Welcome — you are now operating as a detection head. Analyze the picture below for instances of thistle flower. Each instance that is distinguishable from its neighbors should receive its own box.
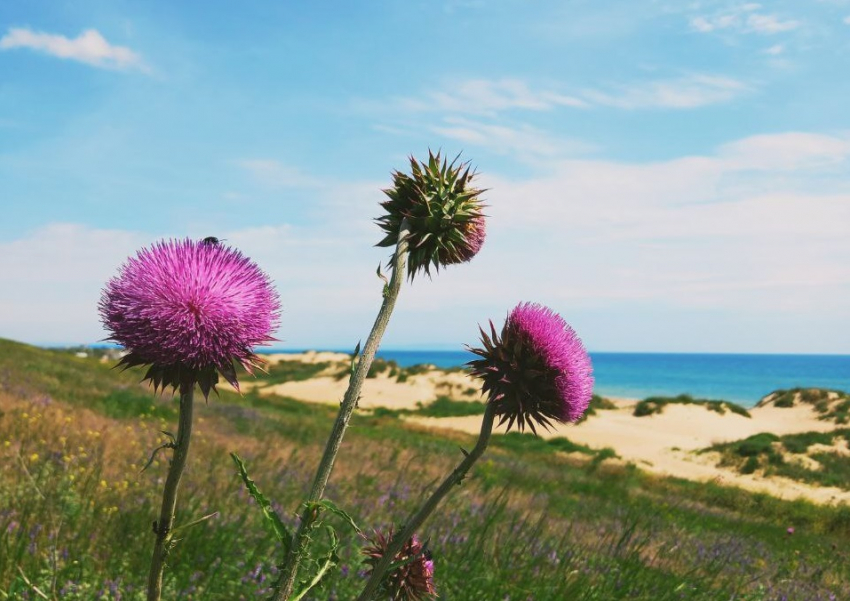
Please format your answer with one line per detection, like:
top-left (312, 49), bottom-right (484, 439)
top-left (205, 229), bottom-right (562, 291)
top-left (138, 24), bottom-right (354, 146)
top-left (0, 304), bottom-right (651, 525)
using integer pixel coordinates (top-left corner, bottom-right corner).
top-left (377, 150), bottom-right (486, 279)
top-left (467, 302), bottom-right (593, 433)
top-left (99, 238), bottom-right (280, 397)
top-left (362, 529), bottom-right (436, 601)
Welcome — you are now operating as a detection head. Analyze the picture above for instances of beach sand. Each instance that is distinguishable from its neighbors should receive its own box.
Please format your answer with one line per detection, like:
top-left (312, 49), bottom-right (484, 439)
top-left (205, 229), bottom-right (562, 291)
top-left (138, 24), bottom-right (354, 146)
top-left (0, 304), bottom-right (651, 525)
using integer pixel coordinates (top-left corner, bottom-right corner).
top-left (246, 353), bottom-right (850, 505)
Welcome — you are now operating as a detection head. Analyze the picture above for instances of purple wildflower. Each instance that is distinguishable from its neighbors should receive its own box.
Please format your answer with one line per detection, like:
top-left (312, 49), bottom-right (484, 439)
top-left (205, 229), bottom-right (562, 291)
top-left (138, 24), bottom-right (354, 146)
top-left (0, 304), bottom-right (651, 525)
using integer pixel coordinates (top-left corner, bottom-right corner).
top-left (468, 302), bottom-right (594, 433)
top-left (362, 529), bottom-right (436, 601)
top-left (100, 238), bottom-right (280, 397)
top-left (377, 150), bottom-right (486, 279)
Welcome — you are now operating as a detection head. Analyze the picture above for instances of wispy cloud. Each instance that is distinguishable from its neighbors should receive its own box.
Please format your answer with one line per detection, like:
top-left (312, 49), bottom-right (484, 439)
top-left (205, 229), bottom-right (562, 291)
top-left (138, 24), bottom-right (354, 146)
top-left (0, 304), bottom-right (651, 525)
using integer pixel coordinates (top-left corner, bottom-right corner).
top-left (690, 5), bottom-right (801, 35)
top-left (717, 132), bottom-right (850, 171)
top-left (0, 27), bottom-right (145, 71)
top-left (764, 44), bottom-right (784, 55)
top-left (746, 13), bottom-right (801, 33)
top-left (397, 73), bottom-right (749, 118)
top-left (582, 74), bottom-right (749, 109)
top-left (844, 15), bottom-right (850, 24)
top-left (431, 117), bottom-right (596, 160)
top-left (399, 78), bottom-right (588, 116)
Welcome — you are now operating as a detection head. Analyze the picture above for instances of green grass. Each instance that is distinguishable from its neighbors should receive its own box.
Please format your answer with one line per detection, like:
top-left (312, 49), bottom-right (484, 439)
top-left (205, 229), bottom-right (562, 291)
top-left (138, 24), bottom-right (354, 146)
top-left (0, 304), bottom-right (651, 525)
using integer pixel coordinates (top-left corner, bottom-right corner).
top-left (250, 359), bottom-right (332, 385)
top-left (762, 388), bottom-right (850, 424)
top-left (633, 394), bottom-right (751, 418)
top-left (412, 395), bottom-right (486, 418)
top-left (367, 395), bottom-right (486, 419)
top-left (705, 429), bottom-right (850, 490)
top-left (576, 394), bottom-right (617, 423)
top-left (2, 338), bottom-right (849, 600)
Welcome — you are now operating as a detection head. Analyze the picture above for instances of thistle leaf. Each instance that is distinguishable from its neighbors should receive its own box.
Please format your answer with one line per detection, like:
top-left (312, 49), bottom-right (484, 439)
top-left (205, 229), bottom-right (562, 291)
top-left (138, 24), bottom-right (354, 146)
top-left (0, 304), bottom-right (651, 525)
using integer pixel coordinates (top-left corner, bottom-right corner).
top-left (290, 526), bottom-right (340, 601)
top-left (311, 499), bottom-right (361, 534)
top-left (230, 453), bottom-right (291, 551)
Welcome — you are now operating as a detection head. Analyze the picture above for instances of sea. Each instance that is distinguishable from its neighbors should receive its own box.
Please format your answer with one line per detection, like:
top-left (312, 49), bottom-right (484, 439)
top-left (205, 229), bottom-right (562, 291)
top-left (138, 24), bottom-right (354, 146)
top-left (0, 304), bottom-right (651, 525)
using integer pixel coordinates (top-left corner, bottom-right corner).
top-left (261, 349), bottom-right (850, 408)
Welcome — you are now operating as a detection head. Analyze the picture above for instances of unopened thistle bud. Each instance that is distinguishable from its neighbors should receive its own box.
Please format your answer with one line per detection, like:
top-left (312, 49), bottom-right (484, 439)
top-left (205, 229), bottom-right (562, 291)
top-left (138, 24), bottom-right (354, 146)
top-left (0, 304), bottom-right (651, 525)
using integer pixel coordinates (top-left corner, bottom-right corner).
top-left (99, 238), bottom-right (281, 398)
top-left (377, 150), bottom-right (486, 279)
top-left (467, 302), bottom-right (594, 434)
top-left (363, 529), bottom-right (436, 601)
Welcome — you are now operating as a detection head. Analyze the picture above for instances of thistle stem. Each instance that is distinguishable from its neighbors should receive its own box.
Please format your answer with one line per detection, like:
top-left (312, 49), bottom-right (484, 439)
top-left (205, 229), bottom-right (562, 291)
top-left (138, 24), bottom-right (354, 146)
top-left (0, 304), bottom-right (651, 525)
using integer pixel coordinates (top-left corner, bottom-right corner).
top-left (356, 403), bottom-right (497, 601)
top-left (147, 375), bottom-right (195, 601)
top-left (273, 220), bottom-right (410, 600)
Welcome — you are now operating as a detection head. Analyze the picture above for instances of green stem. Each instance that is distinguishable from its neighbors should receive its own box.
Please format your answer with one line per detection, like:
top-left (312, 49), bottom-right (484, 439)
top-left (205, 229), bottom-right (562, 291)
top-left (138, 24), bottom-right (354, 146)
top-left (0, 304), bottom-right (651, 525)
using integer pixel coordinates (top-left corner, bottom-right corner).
top-left (147, 375), bottom-right (195, 601)
top-left (356, 403), bottom-right (497, 601)
top-left (272, 220), bottom-right (410, 601)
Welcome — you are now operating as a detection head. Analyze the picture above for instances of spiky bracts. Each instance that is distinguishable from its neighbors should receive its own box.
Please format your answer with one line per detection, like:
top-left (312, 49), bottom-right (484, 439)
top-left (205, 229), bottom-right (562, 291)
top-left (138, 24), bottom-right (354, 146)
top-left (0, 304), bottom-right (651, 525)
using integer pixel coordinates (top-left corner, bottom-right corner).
top-left (377, 150), bottom-right (486, 279)
top-left (467, 302), bottom-right (594, 434)
top-left (363, 530), bottom-right (436, 601)
top-left (99, 238), bottom-right (280, 398)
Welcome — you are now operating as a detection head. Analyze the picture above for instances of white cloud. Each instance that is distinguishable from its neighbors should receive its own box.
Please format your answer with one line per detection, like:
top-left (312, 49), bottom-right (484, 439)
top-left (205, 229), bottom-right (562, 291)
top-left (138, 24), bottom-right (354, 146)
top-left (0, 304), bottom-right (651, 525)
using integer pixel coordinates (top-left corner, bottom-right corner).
top-left (394, 74), bottom-right (749, 122)
top-left (764, 43), bottom-right (784, 55)
top-left (0, 224), bottom-right (147, 343)
top-left (399, 78), bottom-right (587, 116)
top-left (745, 13), bottom-right (800, 33)
top-left (473, 132), bottom-right (850, 336)
top-left (0, 27), bottom-right (145, 71)
top-left (844, 15), bottom-right (850, 24)
top-left (690, 6), bottom-right (800, 35)
top-left (430, 117), bottom-right (596, 161)
top-left (4, 132), bottom-right (849, 352)
top-left (582, 74), bottom-right (749, 109)
top-left (718, 132), bottom-right (850, 170)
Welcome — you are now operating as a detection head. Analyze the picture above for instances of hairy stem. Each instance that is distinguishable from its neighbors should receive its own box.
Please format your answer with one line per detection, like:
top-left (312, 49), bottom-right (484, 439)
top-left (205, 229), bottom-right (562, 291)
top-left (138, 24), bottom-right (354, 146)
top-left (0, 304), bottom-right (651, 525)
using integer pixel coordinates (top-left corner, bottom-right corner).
top-left (356, 403), bottom-right (497, 601)
top-left (273, 220), bottom-right (410, 600)
top-left (147, 376), bottom-right (195, 601)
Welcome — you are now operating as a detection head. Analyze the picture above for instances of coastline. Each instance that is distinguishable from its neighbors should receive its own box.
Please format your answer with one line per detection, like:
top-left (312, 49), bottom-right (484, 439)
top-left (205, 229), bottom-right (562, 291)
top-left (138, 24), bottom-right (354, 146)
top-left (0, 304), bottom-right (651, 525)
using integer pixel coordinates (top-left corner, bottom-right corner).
top-left (256, 349), bottom-right (850, 407)
top-left (238, 352), bottom-right (850, 505)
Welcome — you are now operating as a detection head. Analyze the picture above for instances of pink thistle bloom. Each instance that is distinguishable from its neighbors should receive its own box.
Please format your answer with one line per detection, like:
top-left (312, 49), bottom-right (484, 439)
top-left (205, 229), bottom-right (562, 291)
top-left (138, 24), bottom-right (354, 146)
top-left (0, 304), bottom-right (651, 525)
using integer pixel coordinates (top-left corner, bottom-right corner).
top-left (468, 302), bottom-right (594, 433)
top-left (99, 238), bottom-right (280, 397)
top-left (362, 529), bottom-right (436, 601)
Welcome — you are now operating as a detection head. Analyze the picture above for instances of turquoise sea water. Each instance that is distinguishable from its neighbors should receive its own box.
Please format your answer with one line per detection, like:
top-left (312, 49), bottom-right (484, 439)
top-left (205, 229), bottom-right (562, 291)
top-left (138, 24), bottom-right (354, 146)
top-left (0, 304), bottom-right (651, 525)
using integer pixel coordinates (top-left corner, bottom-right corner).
top-left (264, 349), bottom-right (850, 408)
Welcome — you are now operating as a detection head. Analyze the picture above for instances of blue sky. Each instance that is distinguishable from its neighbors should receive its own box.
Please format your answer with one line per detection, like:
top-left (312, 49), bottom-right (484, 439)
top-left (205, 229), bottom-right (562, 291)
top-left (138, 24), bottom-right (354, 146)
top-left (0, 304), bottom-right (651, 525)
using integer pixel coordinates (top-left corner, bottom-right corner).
top-left (1, 0), bottom-right (849, 353)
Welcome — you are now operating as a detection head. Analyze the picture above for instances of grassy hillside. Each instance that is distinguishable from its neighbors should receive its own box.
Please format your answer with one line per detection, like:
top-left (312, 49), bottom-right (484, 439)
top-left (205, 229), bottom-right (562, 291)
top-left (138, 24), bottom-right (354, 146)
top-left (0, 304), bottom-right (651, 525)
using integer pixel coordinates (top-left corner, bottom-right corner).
top-left (1, 338), bottom-right (849, 600)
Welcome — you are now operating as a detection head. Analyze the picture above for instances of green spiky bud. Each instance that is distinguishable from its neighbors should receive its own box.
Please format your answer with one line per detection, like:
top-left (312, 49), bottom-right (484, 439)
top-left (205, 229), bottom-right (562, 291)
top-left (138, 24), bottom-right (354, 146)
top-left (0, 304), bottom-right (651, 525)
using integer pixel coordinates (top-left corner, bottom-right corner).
top-left (376, 150), bottom-right (486, 279)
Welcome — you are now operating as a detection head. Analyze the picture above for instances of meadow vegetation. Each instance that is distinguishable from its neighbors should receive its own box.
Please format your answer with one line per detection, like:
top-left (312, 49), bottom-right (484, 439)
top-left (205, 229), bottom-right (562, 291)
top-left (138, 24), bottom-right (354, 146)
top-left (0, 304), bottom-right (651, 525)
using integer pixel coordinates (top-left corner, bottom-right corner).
top-left (760, 388), bottom-right (850, 425)
top-left (704, 429), bottom-right (850, 490)
top-left (2, 339), bottom-right (849, 600)
top-left (632, 394), bottom-right (751, 418)
top-left (576, 394), bottom-right (618, 423)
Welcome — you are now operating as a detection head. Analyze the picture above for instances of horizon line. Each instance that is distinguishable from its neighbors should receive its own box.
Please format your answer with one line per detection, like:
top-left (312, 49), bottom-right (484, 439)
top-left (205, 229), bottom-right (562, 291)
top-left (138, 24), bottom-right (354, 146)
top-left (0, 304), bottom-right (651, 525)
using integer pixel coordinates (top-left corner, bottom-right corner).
top-left (33, 341), bottom-right (850, 358)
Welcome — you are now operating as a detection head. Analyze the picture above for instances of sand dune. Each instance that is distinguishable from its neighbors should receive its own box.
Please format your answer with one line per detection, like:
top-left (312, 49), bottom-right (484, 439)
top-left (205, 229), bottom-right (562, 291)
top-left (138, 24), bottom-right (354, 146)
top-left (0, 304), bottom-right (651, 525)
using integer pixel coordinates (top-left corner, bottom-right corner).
top-left (249, 353), bottom-right (850, 505)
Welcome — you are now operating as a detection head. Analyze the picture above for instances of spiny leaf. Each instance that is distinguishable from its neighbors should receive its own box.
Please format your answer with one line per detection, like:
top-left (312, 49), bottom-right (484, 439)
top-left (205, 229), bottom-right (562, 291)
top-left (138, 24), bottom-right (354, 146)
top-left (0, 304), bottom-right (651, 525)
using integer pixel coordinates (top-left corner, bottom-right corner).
top-left (290, 526), bottom-right (340, 601)
top-left (170, 511), bottom-right (219, 537)
top-left (140, 440), bottom-right (174, 474)
top-left (230, 453), bottom-right (291, 551)
top-left (308, 499), bottom-right (361, 534)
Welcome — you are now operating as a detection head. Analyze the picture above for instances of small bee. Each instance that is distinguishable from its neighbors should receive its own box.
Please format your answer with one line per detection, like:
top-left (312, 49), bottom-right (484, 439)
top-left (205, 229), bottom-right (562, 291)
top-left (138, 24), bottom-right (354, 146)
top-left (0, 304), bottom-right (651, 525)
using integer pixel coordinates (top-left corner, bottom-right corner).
top-left (201, 236), bottom-right (225, 245)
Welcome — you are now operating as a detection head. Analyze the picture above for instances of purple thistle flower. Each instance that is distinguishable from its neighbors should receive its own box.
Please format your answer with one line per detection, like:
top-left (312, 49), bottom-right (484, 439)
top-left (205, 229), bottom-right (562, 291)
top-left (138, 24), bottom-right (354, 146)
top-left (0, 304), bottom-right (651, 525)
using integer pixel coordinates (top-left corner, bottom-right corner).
top-left (99, 238), bottom-right (280, 397)
top-left (467, 302), bottom-right (593, 433)
top-left (362, 529), bottom-right (436, 601)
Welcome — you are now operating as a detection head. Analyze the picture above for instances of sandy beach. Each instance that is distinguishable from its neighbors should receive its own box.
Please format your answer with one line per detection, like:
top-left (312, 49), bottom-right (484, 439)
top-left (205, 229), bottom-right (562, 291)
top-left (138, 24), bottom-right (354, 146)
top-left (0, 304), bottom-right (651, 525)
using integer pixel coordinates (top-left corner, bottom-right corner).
top-left (247, 353), bottom-right (850, 505)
